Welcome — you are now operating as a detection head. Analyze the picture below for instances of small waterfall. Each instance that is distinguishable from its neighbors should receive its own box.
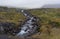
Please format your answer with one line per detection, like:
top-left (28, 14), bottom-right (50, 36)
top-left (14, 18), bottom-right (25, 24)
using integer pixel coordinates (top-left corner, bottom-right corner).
top-left (16, 10), bottom-right (39, 37)
top-left (0, 9), bottom-right (39, 38)
top-left (20, 10), bottom-right (33, 18)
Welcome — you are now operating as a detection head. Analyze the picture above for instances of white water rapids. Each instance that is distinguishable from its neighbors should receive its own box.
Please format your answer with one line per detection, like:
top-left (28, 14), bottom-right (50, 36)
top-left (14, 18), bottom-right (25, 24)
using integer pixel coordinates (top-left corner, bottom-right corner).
top-left (0, 9), bottom-right (39, 38)
top-left (16, 10), bottom-right (39, 37)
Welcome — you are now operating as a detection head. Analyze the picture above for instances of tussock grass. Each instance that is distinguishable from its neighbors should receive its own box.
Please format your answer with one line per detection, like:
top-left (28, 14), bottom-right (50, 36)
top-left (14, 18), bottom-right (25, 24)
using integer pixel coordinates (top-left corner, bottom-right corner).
top-left (0, 8), bottom-right (60, 39)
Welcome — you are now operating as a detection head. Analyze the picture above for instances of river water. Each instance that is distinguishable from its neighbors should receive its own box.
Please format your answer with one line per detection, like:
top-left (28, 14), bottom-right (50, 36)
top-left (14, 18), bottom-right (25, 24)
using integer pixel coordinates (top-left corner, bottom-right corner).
top-left (0, 9), bottom-right (39, 39)
top-left (16, 10), bottom-right (39, 37)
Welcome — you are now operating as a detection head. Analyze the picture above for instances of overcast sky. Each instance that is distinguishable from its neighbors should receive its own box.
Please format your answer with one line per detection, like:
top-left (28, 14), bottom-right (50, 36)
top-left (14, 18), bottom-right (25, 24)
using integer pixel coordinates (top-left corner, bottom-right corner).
top-left (0, 0), bottom-right (60, 9)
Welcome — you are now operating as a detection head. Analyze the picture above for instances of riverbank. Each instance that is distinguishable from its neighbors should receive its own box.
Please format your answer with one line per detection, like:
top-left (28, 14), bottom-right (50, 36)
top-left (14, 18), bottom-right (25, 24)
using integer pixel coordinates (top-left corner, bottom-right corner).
top-left (0, 8), bottom-right (60, 39)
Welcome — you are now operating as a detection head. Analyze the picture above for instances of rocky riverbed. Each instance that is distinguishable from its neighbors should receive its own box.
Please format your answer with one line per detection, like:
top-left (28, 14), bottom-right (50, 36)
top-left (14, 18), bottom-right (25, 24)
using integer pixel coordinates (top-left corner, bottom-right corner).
top-left (0, 10), bottom-right (40, 39)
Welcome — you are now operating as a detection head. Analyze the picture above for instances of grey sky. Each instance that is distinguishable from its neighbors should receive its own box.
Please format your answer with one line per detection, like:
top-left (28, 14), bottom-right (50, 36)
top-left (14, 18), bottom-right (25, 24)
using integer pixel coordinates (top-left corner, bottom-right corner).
top-left (0, 0), bottom-right (60, 9)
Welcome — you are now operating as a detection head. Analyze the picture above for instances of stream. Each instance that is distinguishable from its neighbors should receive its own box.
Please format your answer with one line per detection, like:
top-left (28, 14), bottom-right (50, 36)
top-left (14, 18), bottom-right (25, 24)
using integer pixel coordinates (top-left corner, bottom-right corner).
top-left (16, 10), bottom-right (39, 37)
top-left (0, 9), bottom-right (39, 39)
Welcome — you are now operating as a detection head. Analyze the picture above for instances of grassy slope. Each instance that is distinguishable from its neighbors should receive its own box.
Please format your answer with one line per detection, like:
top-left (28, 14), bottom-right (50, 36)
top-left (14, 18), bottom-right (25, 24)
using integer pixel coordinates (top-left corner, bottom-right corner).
top-left (0, 8), bottom-right (60, 39)
top-left (29, 8), bottom-right (60, 39)
top-left (0, 11), bottom-right (25, 25)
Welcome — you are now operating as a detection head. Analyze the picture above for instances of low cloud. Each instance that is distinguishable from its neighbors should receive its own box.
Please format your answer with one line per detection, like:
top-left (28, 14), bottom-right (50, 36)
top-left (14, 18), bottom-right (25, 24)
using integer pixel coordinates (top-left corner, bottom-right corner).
top-left (0, 0), bottom-right (60, 9)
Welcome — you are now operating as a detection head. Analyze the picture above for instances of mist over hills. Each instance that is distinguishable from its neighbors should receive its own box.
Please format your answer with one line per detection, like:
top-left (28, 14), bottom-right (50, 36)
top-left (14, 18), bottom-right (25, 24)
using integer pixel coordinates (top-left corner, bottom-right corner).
top-left (42, 4), bottom-right (60, 8)
top-left (0, 4), bottom-right (60, 10)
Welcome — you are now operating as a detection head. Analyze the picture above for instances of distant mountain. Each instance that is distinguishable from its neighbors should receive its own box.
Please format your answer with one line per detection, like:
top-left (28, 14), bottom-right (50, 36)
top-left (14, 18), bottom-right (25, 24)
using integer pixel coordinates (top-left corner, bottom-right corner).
top-left (42, 4), bottom-right (60, 8)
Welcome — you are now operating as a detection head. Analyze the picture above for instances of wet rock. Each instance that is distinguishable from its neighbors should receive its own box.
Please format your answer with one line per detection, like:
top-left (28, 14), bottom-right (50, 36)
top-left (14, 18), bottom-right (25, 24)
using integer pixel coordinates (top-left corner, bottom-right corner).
top-left (0, 10), bottom-right (40, 38)
top-left (16, 10), bottom-right (40, 37)
top-left (0, 22), bottom-right (17, 35)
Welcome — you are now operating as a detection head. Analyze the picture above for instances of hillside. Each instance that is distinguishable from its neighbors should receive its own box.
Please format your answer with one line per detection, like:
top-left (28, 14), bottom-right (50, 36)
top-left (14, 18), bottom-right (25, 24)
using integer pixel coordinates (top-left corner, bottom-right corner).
top-left (42, 4), bottom-right (60, 8)
top-left (0, 8), bottom-right (60, 39)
